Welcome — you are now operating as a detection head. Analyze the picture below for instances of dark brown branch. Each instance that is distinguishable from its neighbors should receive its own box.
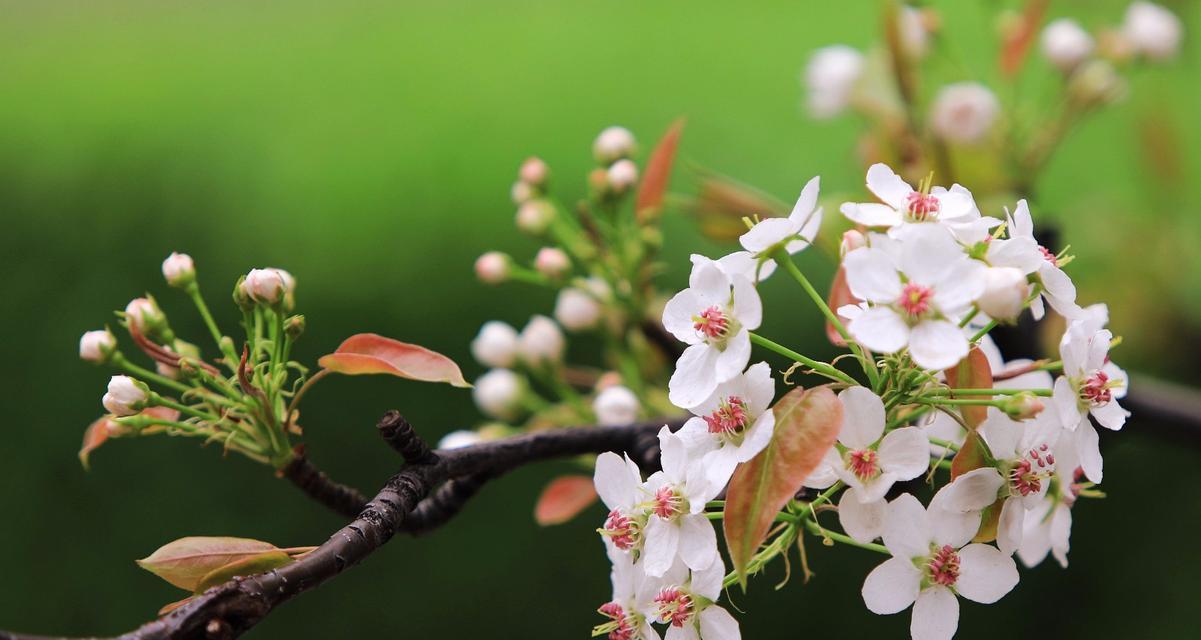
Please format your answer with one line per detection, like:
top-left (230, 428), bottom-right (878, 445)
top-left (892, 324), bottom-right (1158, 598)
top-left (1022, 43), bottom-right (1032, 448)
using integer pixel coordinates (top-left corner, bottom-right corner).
top-left (377, 410), bottom-right (436, 464)
top-left (280, 446), bottom-right (369, 519)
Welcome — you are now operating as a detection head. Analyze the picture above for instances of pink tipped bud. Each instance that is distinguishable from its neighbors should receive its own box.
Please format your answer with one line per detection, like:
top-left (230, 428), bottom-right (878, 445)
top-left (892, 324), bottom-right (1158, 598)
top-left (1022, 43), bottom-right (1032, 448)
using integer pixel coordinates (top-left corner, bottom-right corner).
top-left (1004, 393), bottom-right (1046, 421)
top-left (515, 200), bottom-right (556, 235)
top-left (241, 268), bottom-right (291, 305)
top-left (79, 329), bottom-right (117, 364)
top-left (606, 159), bottom-right (639, 192)
top-left (102, 375), bottom-right (150, 417)
top-left (471, 321), bottom-right (519, 368)
top-left (593, 126), bottom-right (636, 164)
top-left (472, 369), bottom-right (524, 420)
top-left (534, 247), bottom-right (571, 279)
top-left (510, 181), bottom-right (534, 205)
top-left (840, 230), bottom-right (867, 256)
top-left (554, 287), bottom-right (602, 332)
top-left (124, 297), bottom-right (165, 332)
top-left (519, 157), bottom-right (549, 186)
top-left (474, 252), bottom-right (511, 284)
top-left (977, 267), bottom-right (1030, 321)
top-left (161, 252), bottom-right (196, 288)
top-left (1122, 1), bottom-right (1182, 61)
top-left (1041, 18), bottom-right (1094, 72)
top-left (593, 385), bottom-right (640, 426)
top-left (517, 315), bottom-right (565, 365)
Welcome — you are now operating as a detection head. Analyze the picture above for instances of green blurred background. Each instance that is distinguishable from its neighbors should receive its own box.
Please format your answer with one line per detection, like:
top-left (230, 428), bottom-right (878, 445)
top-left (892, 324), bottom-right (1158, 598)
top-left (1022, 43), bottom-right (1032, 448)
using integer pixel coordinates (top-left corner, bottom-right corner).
top-left (1, 0), bottom-right (1199, 637)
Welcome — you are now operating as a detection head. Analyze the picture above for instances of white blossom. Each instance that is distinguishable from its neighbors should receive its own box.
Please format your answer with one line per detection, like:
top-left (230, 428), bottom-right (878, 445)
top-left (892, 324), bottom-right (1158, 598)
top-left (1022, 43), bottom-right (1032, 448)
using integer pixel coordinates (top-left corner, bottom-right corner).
top-left (1051, 323), bottom-right (1128, 483)
top-left (1123, 1), bottom-right (1183, 61)
top-left (840, 164), bottom-right (995, 241)
top-left (738, 176), bottom-right (822, 261)
top-left (976, 267), bottom-right (1030, 322)
top-left (517, 315), bottom-right (566, 365)
top-left (595, 385), bottom-right (641, 427)
top-left (597, 538), bottom-right (662, 640)
top-left (986, 200), bottom-right (1081, 320)
top-left (1041, 18), bottom-right (1094, 71)
top-left (641, 428), bottom-right (721, 576)
top-left (651, 557), bottom-right (740, 640)
top-left (929, 83), bottom-right (999, 145)
top-left (596, 452), bottom-right (651, 555)
top-left (470, 321), bottom-right (519, 368)
top-left (472, 369), bottom-right (523, 419)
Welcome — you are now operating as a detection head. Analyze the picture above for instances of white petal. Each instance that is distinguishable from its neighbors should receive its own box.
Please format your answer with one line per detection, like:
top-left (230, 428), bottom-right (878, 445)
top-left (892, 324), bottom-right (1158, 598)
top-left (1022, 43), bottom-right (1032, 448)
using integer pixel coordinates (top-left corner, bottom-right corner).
top-left (1016, 507), bottom-right (1053, 569)
top-left (878, 426), bottom-right (931, 481)
top-left (669, 344), bottom-right (721, 410)
top-left (665, 624), bottom-right (698, 640)
top-left (690, 556), bottom-right (726, 600)
top-left (977, 410), bottom-right (1022, 458)
top-left (839, 488), bottom-right (887, 543)
top-left (802, 449), bottom-right (841, 489)
top-left (739, 217), bottom-right (797, 253)
top-left (862, 557), bottom-right (921, 614)
top-left (955, 544), bottom-right (1019, 603)
top-left (662, 289), bottom-right (704, 344)
top-left (1053, 377), bottom-right (1083, 431)
top-left (844, 248), bottom-right (903, 302)
top-left (699, 606), bottom-right (741, 640)
top-left (689, 258), bottom-right (732, 300)
top-left (735, 411), bottom-right (775, 462)
top-left (849, 307), bottom-right (910, 354)
top-left (714, 330), bottom-right (752, 384)
top-left (791, 175), bottom-right (821, 222)
top-left (883, 493), bottom-right (932, 559)
top-left (594, 452), bottom-right (640, 510)
top-left (742, 362), bottom-right (776, 416)
top-left (865, 163), bottom-right (913, 209)
top-left (678, 514), bottom-right (719, 572)
top-left (838, 386), bottom-right (887, 450)
top-left (730, 276), bottom-right (762, 330)
top-left (936, 467), bottom-right (1004, 512)
top-left (701, 447), bottom-right (741, 499)
top-left (1049, 504), bottom-right (1073, 568)
top-left (931, 259), bottom-right (987, 315)
top-left (898, 225), bottom-right (962, 285)
top-left (995, 497), bottom-right (1023, 556)
top-left (676, 417), bottom-right (718, 455)
top-left (911, 587), bottom-right (959, 640)
top-left (658, 427), bottom-right (688, 481)
top-left (1075, 422), bottom-right (1103, 484)
top-left (642, 516), bottom-right (680, 577)
top-left (1090, 399), bottom-right (1129, 431)
top-left (908, 320), bottom-right (969, 371)
top-left (842, 202), bottom-right (903, 227)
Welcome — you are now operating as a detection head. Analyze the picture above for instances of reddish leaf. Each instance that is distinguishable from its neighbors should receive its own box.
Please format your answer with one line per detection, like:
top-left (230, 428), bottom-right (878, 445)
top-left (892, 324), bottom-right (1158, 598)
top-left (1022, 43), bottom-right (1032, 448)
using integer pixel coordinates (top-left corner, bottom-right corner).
top-left (825, 267), bottom-right (858, 347)
top-left (79, 417), bottom-right (114, 470)
top-left (193, 550), bottom-right (294, 593)
top-left (972, 499), bottom-right (1006, 544)
top-left (136, 537), bottom-right (281, 592)
top-left (950, 431), bottom-right (990, 479)
top-left (534, 475), bottom-right (598, 526)
top-left (688, 170), bottom-right (789, 242)
top-left (944, 347), bottom-right (993, 429)
top-left (724, 386), bottom-right (843, 584)
top-left (999, 0), bottom-right (1050, 77)
top-left (318, 333), bottom-right (470, 388)
top-left (635, 118), bottom-right (685, 225)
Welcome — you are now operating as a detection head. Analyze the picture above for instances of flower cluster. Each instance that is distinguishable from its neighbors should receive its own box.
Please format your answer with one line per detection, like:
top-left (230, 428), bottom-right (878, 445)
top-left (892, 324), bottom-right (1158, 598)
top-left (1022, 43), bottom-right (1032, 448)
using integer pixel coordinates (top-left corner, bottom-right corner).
top-left (591, 163), bottom-right (1126, 640)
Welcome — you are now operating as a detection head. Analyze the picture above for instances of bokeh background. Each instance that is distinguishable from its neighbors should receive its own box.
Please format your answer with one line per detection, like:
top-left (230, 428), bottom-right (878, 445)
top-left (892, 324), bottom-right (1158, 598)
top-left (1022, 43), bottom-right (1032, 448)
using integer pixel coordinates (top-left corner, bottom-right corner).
top-left (1, 0), bottom-right (1199, 637)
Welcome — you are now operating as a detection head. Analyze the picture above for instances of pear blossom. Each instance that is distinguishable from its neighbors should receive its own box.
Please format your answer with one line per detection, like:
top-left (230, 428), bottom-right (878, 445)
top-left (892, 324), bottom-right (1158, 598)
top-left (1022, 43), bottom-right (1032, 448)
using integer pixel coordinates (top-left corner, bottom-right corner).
top-left (842, 224), bottom-right (986, 369)
top-left (596, 539), bottom-right (662, 640)
top-left (517, 315), bottom-right (566, 365)
top-left (1041, 18), bottom-right (1094, 71)
top-left (595, 452), bottom-right (651, 554)
top-left (839, 164), bottom-right (991, 240)
top-left (640, 428), bottom-right (721, 576)
top-left (841, 467), bottom-right (1003, 545)
top-left (79, 329), bottom-right (116, 364)
top-left (651, 557), bottom-right (740, 640)
top-left (470, 321), bottom-right (519, 368)
top-left (1017, 440), bottom-right (1082, 569)
top-left (975, 409), bottom-right (1060, 555)
top-left (1053, 323), bottom-right (1129, 433)
top-left (738, 176), bottom-right (822, 260)
top-left (662, 256), bottom-right (762, 409)
top-left (692, 251), bottom-right (776, 284)
top-left (804, 45), bottom-right (864, 119)
top-left (986, 200), bottom-right (1080, 320)
top-left (929, 83), bottom-right (999, 145)
top-left (472, 369), bottom-right (524, 420)
top-left (804, 387), bottom-right (929, 503)
top-left (976, 267), bottom-right (1029, 322)
top-left (102, 375), bottom-right (149, 417)
top-left (595, 385), bottom-right (641, 426)
top-left (1122, 1), bottom-right (1183, 61)
top-left (862, 493), bottom-right (1019, 640)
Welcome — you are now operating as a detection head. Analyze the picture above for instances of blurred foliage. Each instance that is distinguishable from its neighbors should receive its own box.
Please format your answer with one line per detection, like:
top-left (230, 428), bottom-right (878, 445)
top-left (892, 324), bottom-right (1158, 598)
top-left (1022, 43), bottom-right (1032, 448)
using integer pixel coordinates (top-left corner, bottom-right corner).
top-left (0, 0), bottom-right (1198, 637)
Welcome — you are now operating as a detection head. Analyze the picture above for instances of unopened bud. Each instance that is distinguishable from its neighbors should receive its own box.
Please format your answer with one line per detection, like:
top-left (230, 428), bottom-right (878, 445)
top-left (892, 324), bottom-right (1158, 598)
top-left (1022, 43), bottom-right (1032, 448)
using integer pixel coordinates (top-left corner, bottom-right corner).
top-left (977, 267), bottom-right (1030, 322)
top-left (595, 371), bottom-right (625, 391)
top-left (285, 315), bottom-right (306, 340)
top-left (437, 429), bottom-right (484, 450)
top-left (124, 297), bottom-right (167, 334)
top-left (804, 45), bottom-right (864, 119)
top-left (554, 287), bottom-right (602, 332)
top-left (1122, 1), bottom-right (1182, 61)
top-left (474, 252), bottom-right (511, 284)
top-left (472, 369), bottom-right (525, 420)
top-left (510, 181), bottom-right (534, 205)
top-left (515, 200), bottom-right (556, 235)
top-left (471, 320), bottom-right (519, 368)
top-left (519, 157), bottom-right (549, 187)
top-left (929, 82), bottom-right (999, 144)
top-left (161, 252), bottom-right (196, 288)
top-left (606, 159), bottom-right (639, 193)
top-left (593, 385), bottom-right (640, 426)
top-left (1003, 393), bottom-right (1045, 421)
top-left (517, 315), bottom-right (565, 365)
top-left (1067, 60), bottom-right (1125, 110)
top-left (534, 247), bottom-right (571, 279)
top-left (1040, 18), bottom-right (1094, 72)
top-left (79, 329), bottom-right (117, 364)
top-left (241, 268), bottom-right (292, 305)
top-left (156, 361), bottom-right (181, 380)
top-left (840, 230), bottom-right (867, 256)
top-left (593, 126), bottom-right (636, 165)
top-left (102, 375), bottom-right (150, 417)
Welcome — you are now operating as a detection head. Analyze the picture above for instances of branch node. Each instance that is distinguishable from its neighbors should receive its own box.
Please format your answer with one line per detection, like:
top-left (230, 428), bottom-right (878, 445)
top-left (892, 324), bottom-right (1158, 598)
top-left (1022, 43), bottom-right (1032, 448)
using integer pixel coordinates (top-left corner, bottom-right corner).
top-left (377, 410), bottom-right (437, 464)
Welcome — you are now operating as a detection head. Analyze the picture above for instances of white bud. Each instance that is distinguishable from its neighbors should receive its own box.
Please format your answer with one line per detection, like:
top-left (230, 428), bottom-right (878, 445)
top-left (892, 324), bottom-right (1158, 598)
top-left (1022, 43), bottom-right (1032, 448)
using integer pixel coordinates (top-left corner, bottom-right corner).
top-left (840, 230), bottom-right (867, 256)
top-left (804, 45), bottom-right (864, 119)
top-left (554, 288), bottom-right (602, 332)
top-left (519, 157), bottom-right (549, 186)
top-left (517, 315), bottom-right (565, 365)
top-left (471, 321), bottom-right (519, 368)
top-left (124, 297), bottom-right (164, 332)
top-left (534, 247), bottom-right (571, 279)
top-left (899, 6), bottom-right (932, 58)
top-left (977, 267), bottom-right (1030, 321)
top-left (929, 82), bottom-right (999, 144)
top-left (1067, 60), bottom-right (1126, 109)
top-left (593, 385), bottom-right (640, 426)
top-left (161, 252), bottom-right (196, 287)
top-left (1123, 1), bottom-right (1183, 61)
top-left (606, 159), bottom-right (639, 193)
top-left (102, 375), bottom-right (149, 417)
top-left (79, 329), bottom-right (116, 364)
top-left (241, 268), bottom-right (291, 304)
top-left (515, 200), bottom-right (556, 235)
top-left (1041, 18), bottom-right (1094, 71)
top-left (593, 126), bottom-right (636, 164)
top-left (472, 369), bottom-right (524, 420)
top-left (474, 252), bottom-right (511, 284)
top-left (438, 429), bottom-right (484, 450)
top-left (510, 181), bottom-right (534, 205)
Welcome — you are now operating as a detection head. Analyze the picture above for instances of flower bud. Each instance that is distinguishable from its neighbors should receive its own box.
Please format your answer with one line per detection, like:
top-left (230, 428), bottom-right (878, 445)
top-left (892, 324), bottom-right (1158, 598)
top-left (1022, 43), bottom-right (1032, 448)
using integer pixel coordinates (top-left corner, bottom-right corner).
top-left (929, 82), bottom-right (999, 144)
top-left (554, 288), bottom-right (602, 332)
top-left (472, 369), bottom-right (524, 420)
top-left (804, 45), bottom-right (864, 119)
top-left (595, 371), bottom-right (625, 391)
top-left (519, 157), bottom-right (549, 187)
top-left (471, 321), bottom-right (519, 368)
top-left (533, 247), bottom-right (571, 279)
top-left (515, 200), bottom-right (556, 235)
top-left (437, 429), bottom-right (484, 450)
top-left (474, 252), bottom-right (511, 284)
top-left (161, 252), bottom-right (196, 288)
top-left (124, 297), bottom-right (166, 334)
top-left (79, 329), bottom-right (117, 364)
top-left (977, 267), bottom-right (1030, 322)
top-left (241, 268), bottom-right (292, 305)
top-left (1002, 393), bottom-right (1045, 421)
top-left (593, 126), bottom-right (636, 165)
top-left (840, 230), bottom-right (867, 256)
top-left (102, 375), bottom-right (150, 417)
top-left (517, 315), bottom-right (565, 365)
top-left (511, 181), bottom-right (533, 205)
top-left (157, 361), bottom-right (181, 380)
top-left (285, 315), bottom-right (306, 340)
top-left (1122, 1), bottom-right (1182, 61)
top-left (593, 385), bottom-right (640, 426)
top-left (1040, 18), bottom-right (1094, 72)
top-left (899, 5), bottom-right (933, 58)
top-left (606, 159), bottom-right (639, 193)
top-left (1067, 60), bottom-right (1125, 110)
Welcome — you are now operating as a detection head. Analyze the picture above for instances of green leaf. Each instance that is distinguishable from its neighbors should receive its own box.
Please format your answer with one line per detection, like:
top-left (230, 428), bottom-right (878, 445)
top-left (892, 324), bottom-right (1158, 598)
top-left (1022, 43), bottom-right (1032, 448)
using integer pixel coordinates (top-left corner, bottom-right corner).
top-left (723, 385), bottom-right (842, 585)
top-left (534, 475), bottom-right (598, 526)
top-left (318, 333), bottom-right (470, 388)
top-left (193, 550), bottom-right (294, 593)
top-left (136, 537), bottom-right (281, 592)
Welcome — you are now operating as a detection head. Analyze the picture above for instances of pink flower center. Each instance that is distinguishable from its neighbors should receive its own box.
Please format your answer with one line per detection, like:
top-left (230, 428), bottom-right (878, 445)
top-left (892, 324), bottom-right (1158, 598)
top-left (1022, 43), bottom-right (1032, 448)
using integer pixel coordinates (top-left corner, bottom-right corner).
top-left (1080, 371), bottom-right (1112, 406)
top-left (1009, 444), bottom-right (1055, 497)
top-left (1039, 245), bottom-right (1059, 267)
top-left (705, 396), bottom-right (750, 436)
top-left (897, 283), bottom-right (934, 319)
top-left (653, 486), bottom-right (685, 520)
top-left (925, 545), bottom-right (961, 587)
top-left (693, 306), bottom-right (731, 340)
top-left (654, 588), bottom-right (694, 627)
top-left (597, 602), bottom-right (637, 640)
top-left (847, 449), bottom-right (880, 480)
top-left (602, 509), bottom-right (642, 550)
top-left (906, 191), bottom-right (940, 221)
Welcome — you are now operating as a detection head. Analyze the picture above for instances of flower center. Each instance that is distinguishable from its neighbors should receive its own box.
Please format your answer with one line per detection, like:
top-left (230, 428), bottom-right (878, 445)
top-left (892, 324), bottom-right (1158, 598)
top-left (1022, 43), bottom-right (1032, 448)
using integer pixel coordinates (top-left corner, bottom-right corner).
top-left (652, 485), bottom-right (686, 520)
top-left (692, 306), bottom-right (731, 341)
top-left (1009, 444), bottom-right (1055, 497)
top-left (846, 449), bottom-right (880, 480)
top-left (601, 509), bottom-right (643, 550)
top-left (925, 544), bottom-right (961, 587)
top-left (596, 602), bottom-right (640, 640)
top-left (1039, 245), bottom-right (1059, 267)
top-left (1079, 371), bottom-right (1113, 406)
top-left (896, 283), bottom-right (934, 319)
top-left (654, 587), bottom-right (695, 628)
top-left (705, 396), bottom-right (750, 436)
top-left (905, 191), bottom-right (940, 222)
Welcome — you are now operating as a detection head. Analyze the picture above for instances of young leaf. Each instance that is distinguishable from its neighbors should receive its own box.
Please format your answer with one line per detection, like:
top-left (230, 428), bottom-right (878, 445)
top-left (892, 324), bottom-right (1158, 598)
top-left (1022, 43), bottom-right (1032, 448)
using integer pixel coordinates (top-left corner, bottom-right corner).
top-left (534, 475), bottom-right (598, 526)
top-left (635, 118), bottom-right (685, 225)
top-left (318, 333), bottom-right (470, 388)
top-left (193, 550), bottom-right (294, 593)
top-left (943, 347), bottom-right (993, 429)
top-left (686, 170), bottom-right (789, 242)
top-left (136, 537), bottom-right (281, 592)
top-left (79, 417), bottom-right (113, 470)
top-left (724, 385), bottom-right (842, 584)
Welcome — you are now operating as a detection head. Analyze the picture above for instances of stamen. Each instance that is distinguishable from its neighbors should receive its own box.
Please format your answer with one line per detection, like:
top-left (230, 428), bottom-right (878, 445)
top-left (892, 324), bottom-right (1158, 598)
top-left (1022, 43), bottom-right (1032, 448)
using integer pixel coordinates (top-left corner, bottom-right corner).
top-left (595, 602), bottom-right (637, 640)
top-left (692, 306), bottom-right (730, 340)
top-left (653, 486), bottom-right (685, 520)
top-left (847, 449), bottom-right (880, 480)
top-left (1080, 371), bottom-right (1112, 406)
top-left (1039, 246), bottom-right (1059, 267)
top-left (926, 545), bottom-right (961, 587)
top-left (654, 588), bottom-right (694, 628)
top-left (601, 509), bottom-right (642, 550)
top-left (896, 283), bottom-right (934, 319)
top-left (905, 191), bottom-right (940, 222)
top-left (1009, 444), bottom-right (1056, 497)
top-left (704, 396), bottom-right (750, 436)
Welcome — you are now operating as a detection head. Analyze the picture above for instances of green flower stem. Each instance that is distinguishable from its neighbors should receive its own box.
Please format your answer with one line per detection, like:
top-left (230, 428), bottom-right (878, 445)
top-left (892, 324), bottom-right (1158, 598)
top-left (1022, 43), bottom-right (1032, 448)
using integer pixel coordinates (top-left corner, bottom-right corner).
top-left (969, 319), bottom-right (999, 343)
top-left (185, 283), bottom-right (237, 367)
top-left (789, 482), bottom-right (843, 520)
top-left (152, 396), bottom-right (223, 423)
top-left (917, 397), bottom-right (1009, 407)
top-left (112, 353), bottom-right (192, 395)
top-left (722, 524), bottom-right (798, 589)
top-left (926, 437), bottom-right (960, 452)
top-left (802, 519), bottom-right (889, 555)
top-left (886, 405), bottom-right (935, 429)
top-left (923, 387), bottom-right (1052, 397)
top-left (958, 306), bottom-right (980, 328)
top-left (749, 333), bottom-right (857, 385)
